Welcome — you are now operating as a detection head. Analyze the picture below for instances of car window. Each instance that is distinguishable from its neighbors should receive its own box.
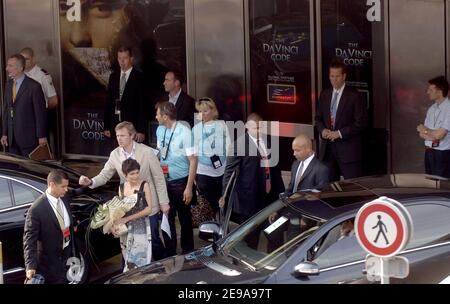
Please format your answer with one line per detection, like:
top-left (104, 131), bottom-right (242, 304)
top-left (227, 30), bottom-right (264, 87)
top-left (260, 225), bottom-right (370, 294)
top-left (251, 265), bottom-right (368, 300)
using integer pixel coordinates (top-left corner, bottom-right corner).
top-left (11, 181), bottom-right (41, 206)
top-left (0, 178), bottom-right (12, 209)
top-left (307, 218), bottom-right (366, 269)
top-left (405, 202), bottom-right (450, 249)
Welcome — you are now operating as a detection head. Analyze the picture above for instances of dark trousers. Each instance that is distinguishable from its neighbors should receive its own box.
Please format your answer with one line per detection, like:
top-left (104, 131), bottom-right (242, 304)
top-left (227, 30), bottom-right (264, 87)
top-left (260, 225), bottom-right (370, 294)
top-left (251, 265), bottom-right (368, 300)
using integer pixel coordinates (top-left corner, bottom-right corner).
top-left (9, 138), bottom-right (36, 157)
top-left (323, 143), bottom-right (362, 182)
top-left (196, 174), bottom-right (223, 213)
top-left (425, 148), bottom-right (450, 178)
top-left (162, 177), bottom-right (194, 256)
top-left (149, 213), bottom-right (166, 260)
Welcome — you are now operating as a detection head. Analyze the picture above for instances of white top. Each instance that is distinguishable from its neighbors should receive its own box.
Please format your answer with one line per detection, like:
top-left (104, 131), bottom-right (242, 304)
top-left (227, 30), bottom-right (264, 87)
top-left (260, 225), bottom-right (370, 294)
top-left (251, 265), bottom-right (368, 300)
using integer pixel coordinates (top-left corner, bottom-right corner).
top-left (168, 88), bottom-right (182, 106)
top-left (424, 97), bottom-right (450, 150)
top-left (46, 190), bottom-right (70, 229)
top-left (25, 65), bottom-right (57, 108)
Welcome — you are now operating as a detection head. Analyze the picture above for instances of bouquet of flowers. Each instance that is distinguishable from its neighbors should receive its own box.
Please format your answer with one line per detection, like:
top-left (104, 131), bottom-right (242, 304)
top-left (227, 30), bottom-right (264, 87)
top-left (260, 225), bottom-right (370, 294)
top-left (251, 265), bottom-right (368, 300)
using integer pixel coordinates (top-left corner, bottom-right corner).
top-left (90, 195), bottom-right (137, 236)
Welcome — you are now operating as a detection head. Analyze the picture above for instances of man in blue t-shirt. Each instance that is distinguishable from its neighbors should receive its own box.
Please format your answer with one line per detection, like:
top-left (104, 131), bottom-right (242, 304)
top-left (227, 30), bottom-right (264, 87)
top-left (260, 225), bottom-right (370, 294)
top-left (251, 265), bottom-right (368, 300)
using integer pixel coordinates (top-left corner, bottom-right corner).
top-left (155, 101), bottom-right (197, 255)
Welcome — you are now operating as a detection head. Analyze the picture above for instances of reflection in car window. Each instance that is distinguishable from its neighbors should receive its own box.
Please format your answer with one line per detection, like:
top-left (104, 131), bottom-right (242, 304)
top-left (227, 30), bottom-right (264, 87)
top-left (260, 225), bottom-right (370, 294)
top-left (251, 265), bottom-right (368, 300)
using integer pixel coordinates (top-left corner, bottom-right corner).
top-left (222, 199), bottom-right (325, 271)
top-left (311, 233), bottom-right (365, 269)
top-left (0, 178), bottom-right (12, 209)
top-left (405, 202), bottom-right (450, 249)
top-left (11, 181), bottom-right (40, 206)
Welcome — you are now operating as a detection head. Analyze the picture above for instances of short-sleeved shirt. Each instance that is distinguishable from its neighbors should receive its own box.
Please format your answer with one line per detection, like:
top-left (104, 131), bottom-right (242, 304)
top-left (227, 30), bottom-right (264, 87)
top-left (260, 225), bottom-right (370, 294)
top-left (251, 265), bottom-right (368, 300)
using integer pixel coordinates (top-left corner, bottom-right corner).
top-left (192, 120), bottom-right (229, 177)
top-left (156, 122), bottom-right (196, 181)
top-left (424, 98), bottom-right (450, 150)
top-left (25, 65), bottom-right (57, 108)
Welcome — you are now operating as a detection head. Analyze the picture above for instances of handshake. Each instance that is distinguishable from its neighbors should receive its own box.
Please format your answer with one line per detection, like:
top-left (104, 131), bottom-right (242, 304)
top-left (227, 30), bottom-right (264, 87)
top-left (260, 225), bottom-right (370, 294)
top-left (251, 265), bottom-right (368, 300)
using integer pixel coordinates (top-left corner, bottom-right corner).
top-left (79, 175), bottom-right (93, 186)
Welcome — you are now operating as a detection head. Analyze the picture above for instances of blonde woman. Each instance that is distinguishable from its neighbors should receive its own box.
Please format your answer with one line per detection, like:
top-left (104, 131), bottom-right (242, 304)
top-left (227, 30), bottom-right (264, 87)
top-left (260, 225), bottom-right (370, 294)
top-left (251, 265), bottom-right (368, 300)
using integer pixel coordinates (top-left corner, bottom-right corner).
top-left (192, 97), bottom-right (229, 215)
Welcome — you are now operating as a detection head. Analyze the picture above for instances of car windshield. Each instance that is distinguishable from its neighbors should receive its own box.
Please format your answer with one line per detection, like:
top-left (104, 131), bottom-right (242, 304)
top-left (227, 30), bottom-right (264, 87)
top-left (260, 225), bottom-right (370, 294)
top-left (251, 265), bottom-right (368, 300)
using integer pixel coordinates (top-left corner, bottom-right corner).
top-left (220, 193), bottom-right (326, 271)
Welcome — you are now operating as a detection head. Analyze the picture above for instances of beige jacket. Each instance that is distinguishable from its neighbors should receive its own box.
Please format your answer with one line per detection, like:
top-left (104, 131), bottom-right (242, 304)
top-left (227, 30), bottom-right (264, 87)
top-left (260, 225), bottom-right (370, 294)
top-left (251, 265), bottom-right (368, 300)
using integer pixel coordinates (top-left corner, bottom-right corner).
top-left (92, 142), bottom-right (169, 216)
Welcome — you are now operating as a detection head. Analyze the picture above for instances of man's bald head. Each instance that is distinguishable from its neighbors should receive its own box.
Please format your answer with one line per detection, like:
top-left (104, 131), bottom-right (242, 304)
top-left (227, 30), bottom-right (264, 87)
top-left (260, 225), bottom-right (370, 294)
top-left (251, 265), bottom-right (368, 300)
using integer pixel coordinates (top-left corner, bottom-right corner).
top-left (292, 134), bottom-right (314, 161)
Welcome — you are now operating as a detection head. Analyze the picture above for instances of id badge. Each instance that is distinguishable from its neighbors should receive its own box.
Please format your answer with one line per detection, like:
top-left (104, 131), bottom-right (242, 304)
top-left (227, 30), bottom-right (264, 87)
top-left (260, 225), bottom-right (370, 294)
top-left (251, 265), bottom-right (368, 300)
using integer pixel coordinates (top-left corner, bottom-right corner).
top-left (114, 99), bottom-right (121, 115)
top-left (161, 164), bottom-right (169, 178)
top-left (210, 154), bottom-right (222, 169)
top-left (432, 140), bottom-right (440, 148)
top-left (160, 146), bottom-right (168, 160)
top-left (62, 227), bottom-right (71, 249)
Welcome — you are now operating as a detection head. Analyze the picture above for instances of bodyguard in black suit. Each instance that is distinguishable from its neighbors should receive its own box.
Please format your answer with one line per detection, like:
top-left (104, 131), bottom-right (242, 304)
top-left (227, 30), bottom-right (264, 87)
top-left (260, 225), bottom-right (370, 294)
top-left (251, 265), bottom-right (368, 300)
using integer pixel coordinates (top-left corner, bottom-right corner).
top-left (104, 47), bottom-right (147, 143)
top-left (23, 170), bottom-right (77, 284)
top-left (163, 70), bottom-right (195, 127)
top-left (286, 134), bottom-right (330, 194)
top-left (221, 114), bottom-right (285, 223)
top-left (1, 54), bottom-right (47, 157)
top-left (315, 60), bottom-right (368, 181)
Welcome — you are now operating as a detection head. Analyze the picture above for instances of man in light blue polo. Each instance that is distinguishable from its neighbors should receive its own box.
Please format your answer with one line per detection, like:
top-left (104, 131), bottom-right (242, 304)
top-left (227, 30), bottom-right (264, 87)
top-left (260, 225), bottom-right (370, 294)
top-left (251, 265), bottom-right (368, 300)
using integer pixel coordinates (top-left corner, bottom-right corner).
top-left (417, 76), bottom-right (450, 178)
top-left (155, 101), bottom-right (197, 256)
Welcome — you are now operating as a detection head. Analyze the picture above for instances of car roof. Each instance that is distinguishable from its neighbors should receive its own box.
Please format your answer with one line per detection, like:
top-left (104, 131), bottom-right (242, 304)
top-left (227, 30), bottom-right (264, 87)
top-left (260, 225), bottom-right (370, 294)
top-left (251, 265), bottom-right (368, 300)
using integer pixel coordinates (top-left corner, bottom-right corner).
top-left (286, 174), bottom-right (450, 221)
top-left (0, 153), bottom-right (83, 184)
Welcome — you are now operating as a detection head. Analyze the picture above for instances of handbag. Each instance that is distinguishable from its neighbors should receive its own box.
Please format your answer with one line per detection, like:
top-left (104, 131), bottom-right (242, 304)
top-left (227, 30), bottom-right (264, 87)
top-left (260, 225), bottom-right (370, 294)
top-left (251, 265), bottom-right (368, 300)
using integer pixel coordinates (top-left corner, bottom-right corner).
top-left (191, 190), bottom-right (215, 228)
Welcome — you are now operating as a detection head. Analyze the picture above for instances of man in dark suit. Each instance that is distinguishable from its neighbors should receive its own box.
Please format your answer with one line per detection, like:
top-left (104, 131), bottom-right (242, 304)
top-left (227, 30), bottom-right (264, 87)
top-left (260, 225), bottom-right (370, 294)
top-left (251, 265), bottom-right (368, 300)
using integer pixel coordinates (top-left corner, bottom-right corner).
top-left (220, 113), bottom-right (285, 224)
top-left (286, 134), bottom-right (330, 194)
top-left (1, 54), bottom-right (47, 157)
top-left (163, 70), bottom-right (195, 128)
top-left (315, 60), bottom-right (368, 181)
top-left (104, 47), bottom-right (147, 143)
top-left (23, 170), bottom-right (76, 284)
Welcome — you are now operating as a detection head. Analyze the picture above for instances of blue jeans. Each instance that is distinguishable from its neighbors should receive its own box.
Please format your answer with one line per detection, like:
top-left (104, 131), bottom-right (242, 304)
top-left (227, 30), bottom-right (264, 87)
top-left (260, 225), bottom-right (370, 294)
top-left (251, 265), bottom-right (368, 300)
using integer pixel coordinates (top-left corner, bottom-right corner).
top-left (149, 213), bottom-right (166, 261)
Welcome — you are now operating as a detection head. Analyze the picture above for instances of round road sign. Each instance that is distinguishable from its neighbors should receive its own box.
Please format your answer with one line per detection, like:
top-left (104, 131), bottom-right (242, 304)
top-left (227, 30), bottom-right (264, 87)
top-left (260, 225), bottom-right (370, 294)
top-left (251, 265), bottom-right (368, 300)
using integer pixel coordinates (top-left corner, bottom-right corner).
top-left (355, 197), bottom-right (413, 257)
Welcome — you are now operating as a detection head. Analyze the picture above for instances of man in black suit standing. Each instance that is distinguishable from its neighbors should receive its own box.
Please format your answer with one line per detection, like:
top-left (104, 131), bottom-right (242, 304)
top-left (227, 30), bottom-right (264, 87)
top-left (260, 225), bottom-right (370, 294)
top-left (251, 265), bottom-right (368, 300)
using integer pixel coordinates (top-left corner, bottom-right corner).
top-left (286, 134), bottom-right (330, 194)
top-left (315, 60), bottom-right (368, 181)
top-left (163, 69), bottom-right (195, 127)
top-left (104, 47), bottom-right (147, 143)
top-left (23, 170), bottom-right (76, 284)
top-left (1, 54), bottom-right (47, 157)
top-left (220, 113), bottom-right (285, 225)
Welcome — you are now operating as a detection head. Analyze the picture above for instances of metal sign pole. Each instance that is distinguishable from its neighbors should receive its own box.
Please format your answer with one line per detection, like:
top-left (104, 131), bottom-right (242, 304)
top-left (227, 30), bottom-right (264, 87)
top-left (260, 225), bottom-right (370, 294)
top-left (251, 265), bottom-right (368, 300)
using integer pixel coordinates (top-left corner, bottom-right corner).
top-left (380, 257), bottom-right (390, 284)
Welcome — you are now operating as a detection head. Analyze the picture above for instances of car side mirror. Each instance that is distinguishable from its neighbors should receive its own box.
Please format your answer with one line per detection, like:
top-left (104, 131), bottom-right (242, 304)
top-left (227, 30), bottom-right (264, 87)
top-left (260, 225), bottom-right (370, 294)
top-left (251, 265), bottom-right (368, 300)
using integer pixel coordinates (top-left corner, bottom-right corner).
top-left (293, 261), bottom-right (320, 277)
top-left (198, 221), bottom-right (222, 242)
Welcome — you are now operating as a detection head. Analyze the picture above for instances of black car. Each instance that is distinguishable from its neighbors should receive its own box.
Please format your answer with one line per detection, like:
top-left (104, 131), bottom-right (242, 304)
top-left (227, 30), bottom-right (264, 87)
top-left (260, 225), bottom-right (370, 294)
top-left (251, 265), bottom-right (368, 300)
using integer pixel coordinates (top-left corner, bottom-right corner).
top-left (108, 174), bottom-right (450, 284)
top-left (0, 153), bottom-right (120, 284)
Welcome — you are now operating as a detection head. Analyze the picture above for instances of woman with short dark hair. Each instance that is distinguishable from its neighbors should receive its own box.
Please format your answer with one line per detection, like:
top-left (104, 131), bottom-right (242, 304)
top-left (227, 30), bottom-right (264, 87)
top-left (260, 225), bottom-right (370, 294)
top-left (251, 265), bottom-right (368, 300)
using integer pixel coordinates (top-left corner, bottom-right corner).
top-left (112, 158), bottom-right (153, 271)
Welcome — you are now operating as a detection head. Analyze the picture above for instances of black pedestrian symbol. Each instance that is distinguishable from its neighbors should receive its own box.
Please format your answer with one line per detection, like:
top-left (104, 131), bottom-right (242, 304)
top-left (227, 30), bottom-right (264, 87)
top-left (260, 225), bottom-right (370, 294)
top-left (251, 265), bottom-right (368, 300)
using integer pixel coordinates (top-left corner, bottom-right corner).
top-left (372, 214), bottom-right (389, 245)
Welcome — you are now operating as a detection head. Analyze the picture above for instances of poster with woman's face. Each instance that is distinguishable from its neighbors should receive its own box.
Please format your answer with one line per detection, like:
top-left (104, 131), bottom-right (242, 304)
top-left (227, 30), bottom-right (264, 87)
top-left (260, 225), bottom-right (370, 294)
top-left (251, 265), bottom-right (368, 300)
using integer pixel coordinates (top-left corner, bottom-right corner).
top-left (59, 0), bottom-right (186, 156)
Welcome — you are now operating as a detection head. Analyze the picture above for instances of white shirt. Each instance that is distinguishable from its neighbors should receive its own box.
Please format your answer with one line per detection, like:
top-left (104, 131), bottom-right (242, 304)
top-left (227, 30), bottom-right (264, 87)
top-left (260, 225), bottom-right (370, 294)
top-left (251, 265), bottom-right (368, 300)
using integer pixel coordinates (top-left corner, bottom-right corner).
top-left (424, 98), bottom-right (450, 150)
top-left (293, 153), bottom-right (314, 191)
top-left (248, 133), bottom-right (269, 157)
top-left (168, 89), bottom-right (182, 106)
top-left (46, 190), bottom-right (70, 229)
top-left (332, 83), bottom-right (346, 113)
top-left (332, 83), bottom-right (346, 138)
top-left (25, 65), bottom-right (57, 108)
top-left (120, 67), bottom-right (133, 83)
top-left (120, 141), bottom-right (137, 160)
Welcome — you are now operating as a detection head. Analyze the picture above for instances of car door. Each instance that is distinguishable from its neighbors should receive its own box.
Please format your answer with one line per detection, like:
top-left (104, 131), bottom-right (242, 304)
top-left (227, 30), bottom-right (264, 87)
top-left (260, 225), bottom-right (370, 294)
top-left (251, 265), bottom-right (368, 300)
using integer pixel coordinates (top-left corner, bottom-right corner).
top-left (0, 177), bottom-right (42, 283)
top-left (0, 176), bottom-right (23, 282)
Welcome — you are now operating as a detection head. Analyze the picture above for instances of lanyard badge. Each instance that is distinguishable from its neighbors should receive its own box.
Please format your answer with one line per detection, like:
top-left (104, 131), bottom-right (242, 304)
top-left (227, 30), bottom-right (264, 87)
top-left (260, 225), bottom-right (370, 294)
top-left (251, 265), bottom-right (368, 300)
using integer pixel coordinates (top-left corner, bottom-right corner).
top-left (62, 227), bottom-right (71, 249)
top-left (210, 154), bottom-right (222, 169)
